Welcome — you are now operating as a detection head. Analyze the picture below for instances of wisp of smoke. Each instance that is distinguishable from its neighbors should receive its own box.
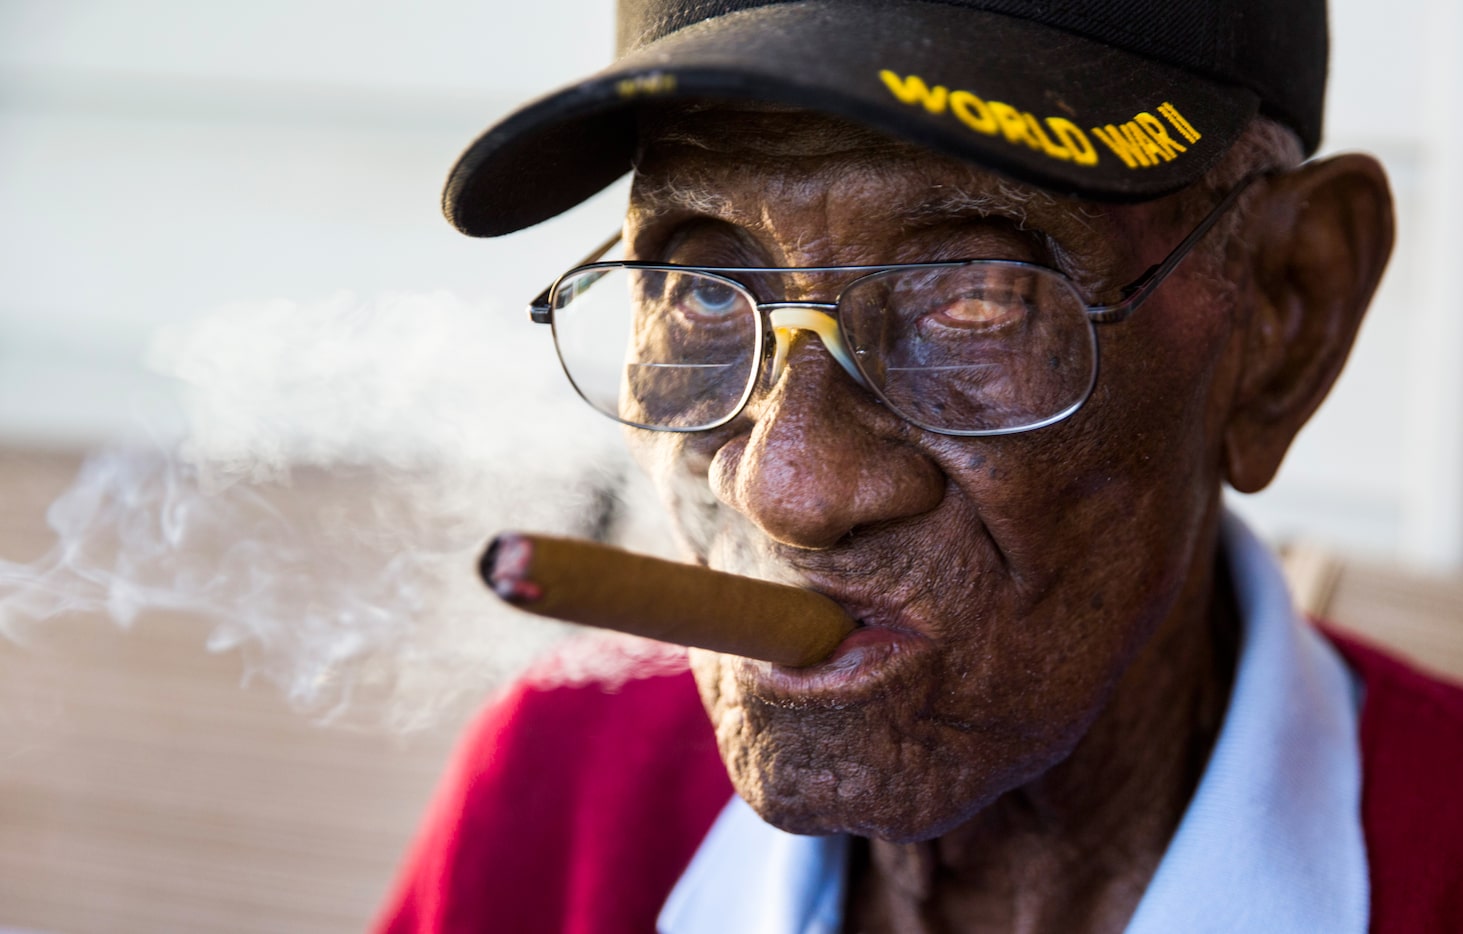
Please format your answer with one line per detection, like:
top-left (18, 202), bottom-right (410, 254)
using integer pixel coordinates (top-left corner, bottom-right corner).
top-left (0, 290), bottom-right (686, 731)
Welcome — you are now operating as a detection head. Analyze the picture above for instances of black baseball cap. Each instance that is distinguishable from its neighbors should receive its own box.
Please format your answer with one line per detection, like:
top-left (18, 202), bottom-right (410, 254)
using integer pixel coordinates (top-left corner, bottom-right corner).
top-left (446, 0), bottom-right (1327, 237)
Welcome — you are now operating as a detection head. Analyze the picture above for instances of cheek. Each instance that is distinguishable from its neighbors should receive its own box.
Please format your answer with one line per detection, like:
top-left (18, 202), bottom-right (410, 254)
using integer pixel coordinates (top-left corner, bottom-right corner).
top-left (1096, 284), bottom-right (1238, 444)
top-left (969, 299), bottom-right (1234, 618)
top-left (1008, 286), bottom-right (1238, 543)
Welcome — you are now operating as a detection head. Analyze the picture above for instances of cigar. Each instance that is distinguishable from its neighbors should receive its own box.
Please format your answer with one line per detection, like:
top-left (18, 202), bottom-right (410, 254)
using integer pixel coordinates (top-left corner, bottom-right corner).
top-left (480, 532), bottom-right (857, 667)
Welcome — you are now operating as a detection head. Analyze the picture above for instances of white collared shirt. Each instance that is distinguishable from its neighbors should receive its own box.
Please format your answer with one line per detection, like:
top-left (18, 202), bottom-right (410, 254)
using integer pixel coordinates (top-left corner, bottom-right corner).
top-left (658, 513), bottom-right (1368, 933)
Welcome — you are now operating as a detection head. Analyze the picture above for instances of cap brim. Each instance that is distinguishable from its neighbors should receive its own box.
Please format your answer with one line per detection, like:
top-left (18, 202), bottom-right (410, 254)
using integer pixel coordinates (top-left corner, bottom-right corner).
top-left (446, 0), bottom-right (1259, 236)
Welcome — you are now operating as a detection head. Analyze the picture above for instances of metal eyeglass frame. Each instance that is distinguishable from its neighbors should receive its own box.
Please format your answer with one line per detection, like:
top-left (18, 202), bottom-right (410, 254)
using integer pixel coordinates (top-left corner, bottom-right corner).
top-left (526, 173), bottom-right (1262, 436)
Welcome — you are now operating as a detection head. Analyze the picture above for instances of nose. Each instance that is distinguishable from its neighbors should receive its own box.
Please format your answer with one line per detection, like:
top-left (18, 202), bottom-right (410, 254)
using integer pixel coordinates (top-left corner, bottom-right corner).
top-left (708, 333), bottom-right (945, 549)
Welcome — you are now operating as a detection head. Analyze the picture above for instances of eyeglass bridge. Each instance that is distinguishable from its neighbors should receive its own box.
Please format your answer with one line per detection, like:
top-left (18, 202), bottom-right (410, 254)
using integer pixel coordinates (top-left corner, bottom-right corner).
top-left (758, 303), bottom-right (870, 390)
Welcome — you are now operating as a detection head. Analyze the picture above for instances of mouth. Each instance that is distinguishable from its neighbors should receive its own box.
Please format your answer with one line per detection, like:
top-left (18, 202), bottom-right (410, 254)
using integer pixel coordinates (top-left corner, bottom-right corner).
top-left (721, 598), bottom-right (934, 703)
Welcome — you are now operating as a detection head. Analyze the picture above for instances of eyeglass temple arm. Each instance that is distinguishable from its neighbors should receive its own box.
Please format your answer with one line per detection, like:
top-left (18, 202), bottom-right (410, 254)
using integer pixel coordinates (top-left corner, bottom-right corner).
top-left (526, 230), bottom-right (626, 323)
top-left (1086, 173), bottom-right (1266, 324)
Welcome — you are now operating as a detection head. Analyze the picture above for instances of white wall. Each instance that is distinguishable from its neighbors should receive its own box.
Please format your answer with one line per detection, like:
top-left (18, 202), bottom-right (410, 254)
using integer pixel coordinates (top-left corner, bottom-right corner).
top-left (0, 0), bottom-right (620, 445)
top-left (1, 0), bottom-right (1459, 570)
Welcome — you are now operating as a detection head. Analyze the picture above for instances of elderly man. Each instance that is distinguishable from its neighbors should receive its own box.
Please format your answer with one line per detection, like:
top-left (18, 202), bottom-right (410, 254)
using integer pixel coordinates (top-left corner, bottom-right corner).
top-left (378, 1), bottom-right (1463, 931)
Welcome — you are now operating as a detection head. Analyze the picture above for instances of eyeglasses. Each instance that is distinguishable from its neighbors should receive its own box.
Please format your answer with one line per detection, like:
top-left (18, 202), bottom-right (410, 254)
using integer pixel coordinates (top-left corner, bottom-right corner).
top-left (527, 176), bottom-right (1258, 436)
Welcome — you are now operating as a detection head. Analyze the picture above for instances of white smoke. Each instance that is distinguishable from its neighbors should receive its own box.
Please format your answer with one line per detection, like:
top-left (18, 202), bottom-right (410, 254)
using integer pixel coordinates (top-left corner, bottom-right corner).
top-left (0, 290), bottom-right (685, 731)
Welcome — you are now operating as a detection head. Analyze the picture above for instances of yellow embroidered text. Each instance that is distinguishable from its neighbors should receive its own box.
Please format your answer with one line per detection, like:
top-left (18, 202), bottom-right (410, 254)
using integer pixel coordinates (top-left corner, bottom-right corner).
top-left (1090, 103), bottom-right (1203, 169)
top-left (879, 71), bottom-right (1206, 173)
top-left (616, 72), bottom-right (678, 98)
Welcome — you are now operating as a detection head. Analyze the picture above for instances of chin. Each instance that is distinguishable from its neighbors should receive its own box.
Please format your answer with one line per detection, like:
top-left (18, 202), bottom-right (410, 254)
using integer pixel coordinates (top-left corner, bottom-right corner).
top-left (736, 758), bottom-right (1005, 843)
top-left (702, 687), bottom-right (1049, 843)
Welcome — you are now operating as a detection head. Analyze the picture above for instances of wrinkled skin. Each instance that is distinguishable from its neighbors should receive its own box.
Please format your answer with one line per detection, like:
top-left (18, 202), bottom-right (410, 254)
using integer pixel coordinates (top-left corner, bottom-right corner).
top-left (622, 108), bottom-right (1393, 931)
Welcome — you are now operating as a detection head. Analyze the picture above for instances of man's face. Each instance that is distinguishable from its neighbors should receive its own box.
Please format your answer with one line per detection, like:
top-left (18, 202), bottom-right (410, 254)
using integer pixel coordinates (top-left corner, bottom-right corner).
top-left (623, 108), bottom-right (1250, 842)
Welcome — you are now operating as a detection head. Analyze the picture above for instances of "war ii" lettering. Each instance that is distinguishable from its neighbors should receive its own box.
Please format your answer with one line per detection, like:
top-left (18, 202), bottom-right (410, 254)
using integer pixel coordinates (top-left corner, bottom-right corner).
top-left (1090, 104), bottom-right (1202, 169)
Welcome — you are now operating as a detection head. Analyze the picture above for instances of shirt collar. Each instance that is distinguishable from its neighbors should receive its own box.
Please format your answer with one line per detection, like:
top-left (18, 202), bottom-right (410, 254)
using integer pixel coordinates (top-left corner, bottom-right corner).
top-left (658, 512), bottom-right (1367, 934)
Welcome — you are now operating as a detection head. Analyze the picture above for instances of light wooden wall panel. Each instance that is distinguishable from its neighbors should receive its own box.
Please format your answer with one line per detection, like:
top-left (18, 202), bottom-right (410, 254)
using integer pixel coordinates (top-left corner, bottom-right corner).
top-left (1, 449), bottom-right (473, 934)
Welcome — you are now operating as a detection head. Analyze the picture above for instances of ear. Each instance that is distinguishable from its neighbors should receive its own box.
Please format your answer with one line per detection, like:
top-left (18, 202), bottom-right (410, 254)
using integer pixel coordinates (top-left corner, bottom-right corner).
top-left (1223, 154), bottom-right (1395, 493)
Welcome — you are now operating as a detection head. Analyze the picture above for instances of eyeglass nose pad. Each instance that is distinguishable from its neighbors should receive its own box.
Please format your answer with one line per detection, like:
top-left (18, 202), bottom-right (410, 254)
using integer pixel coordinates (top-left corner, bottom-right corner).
top-left (767, 306), bottom-right (870, 390)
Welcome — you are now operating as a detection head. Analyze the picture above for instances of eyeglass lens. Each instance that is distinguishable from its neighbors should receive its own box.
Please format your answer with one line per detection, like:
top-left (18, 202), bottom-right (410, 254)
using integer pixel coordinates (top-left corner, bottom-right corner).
top-left (553, 268), bottom-right (761, 431)
top-left (550, 263), bottom-right (1097, 434)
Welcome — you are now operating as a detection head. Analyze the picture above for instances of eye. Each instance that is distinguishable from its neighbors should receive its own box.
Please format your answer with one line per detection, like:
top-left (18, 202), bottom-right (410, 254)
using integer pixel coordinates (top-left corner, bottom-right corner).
top-left (931, 291), bottom-right (1024, 330)
top-left (676, 278), bottom-right (746, 319)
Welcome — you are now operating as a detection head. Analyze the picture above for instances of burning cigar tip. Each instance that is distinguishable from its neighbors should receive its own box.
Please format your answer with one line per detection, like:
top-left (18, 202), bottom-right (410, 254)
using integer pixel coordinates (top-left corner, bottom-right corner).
top-left (481, 534), bottom-right (544, 605)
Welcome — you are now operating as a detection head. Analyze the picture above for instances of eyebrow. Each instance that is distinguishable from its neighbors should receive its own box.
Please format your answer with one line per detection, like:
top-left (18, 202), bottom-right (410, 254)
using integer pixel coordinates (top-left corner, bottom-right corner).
top-left (629, 174), bottom-right (1114, 300)
top-left (905, 184), bottom-right (1108, 282)
top-left (629, 170), bottom-right (738, 224)
top-left (907, 186), bottom-right (1042, 229)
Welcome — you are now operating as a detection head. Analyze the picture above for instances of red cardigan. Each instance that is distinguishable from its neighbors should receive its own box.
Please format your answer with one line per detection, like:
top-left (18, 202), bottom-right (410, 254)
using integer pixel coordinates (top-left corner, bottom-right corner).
top-left (376, 633), bottom-right (1463, 933)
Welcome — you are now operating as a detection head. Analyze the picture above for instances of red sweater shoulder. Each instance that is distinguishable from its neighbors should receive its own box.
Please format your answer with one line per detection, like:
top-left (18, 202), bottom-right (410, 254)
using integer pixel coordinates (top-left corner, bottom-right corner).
top-left (1326, 631), bottom-right (1463, 934)
top-left (374, 668), bottom-right (731, 934)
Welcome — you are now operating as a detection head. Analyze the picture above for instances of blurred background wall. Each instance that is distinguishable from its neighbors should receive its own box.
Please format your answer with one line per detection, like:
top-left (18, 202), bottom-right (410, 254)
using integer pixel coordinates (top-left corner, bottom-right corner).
top-left (0, 2), bottom-right (1459, 932)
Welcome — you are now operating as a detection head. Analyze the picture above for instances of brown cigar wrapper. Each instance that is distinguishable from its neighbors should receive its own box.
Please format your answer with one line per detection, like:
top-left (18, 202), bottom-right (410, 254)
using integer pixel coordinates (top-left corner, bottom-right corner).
top-left (481, 532), bottom-right (857, 668)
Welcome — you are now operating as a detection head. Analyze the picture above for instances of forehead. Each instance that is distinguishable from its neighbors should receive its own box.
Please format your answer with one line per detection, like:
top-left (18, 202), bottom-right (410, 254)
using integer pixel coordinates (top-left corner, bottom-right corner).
top-left (630, 104), bottom-right (1122, 252)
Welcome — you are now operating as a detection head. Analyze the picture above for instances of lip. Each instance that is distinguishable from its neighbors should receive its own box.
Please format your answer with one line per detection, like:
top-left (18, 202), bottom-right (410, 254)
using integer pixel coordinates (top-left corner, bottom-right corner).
top-left (723, 599), bottom-right (935, 704)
